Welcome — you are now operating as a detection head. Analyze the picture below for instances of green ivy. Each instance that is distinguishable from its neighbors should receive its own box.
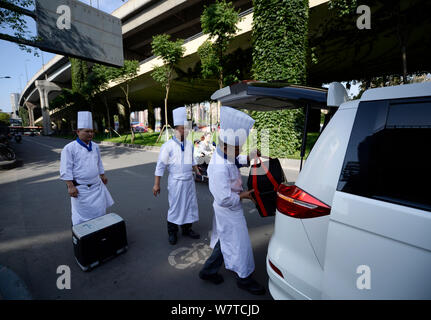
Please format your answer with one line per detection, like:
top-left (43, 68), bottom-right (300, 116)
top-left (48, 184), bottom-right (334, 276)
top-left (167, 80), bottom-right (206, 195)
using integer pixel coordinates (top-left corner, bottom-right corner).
top-left (328, 0), bottom-right (358, 17)
top-left (18, 107), bottom-right (29, 126)
top-left (251, 0), bottom-right (309, 158)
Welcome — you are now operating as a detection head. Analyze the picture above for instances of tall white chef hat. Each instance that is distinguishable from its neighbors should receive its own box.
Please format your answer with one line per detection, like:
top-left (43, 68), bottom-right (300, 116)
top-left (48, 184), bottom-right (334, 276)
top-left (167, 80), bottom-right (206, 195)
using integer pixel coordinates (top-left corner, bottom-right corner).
top-left (219, 106), bottom-right (255, 146)
top-left (77, 111), bottom-right (93, 129)
top-left (173, 107), bottom-right (187, 126)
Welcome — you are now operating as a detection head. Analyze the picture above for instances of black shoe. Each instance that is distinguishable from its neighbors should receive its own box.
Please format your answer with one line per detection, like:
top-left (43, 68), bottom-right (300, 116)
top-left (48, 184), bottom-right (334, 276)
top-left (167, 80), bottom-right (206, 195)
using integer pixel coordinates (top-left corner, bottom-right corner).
top-left (237, 276), bottom-right (266, 295)
top-left (168, 233), bottom-right (177, 245)
top-left (199, 271), bottom-right (224, 285)
top-left (183, 229), bottom-right (200, 239)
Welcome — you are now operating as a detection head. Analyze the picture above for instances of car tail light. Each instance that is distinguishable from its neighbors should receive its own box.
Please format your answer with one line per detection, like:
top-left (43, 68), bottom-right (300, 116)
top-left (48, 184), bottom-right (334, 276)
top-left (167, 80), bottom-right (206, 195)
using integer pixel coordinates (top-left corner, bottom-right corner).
top-left (269, 260), bottom-right (284, 279)
top-left (276, 184), bottom-right (330, 219)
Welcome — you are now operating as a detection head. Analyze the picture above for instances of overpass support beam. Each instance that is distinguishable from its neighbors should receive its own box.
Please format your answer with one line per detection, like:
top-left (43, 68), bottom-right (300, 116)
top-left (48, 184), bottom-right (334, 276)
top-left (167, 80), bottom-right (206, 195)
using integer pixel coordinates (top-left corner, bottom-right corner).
top-left (35, 80), bottom-right (61, 135)
top-left (25, 101), bottom-right (37, 127)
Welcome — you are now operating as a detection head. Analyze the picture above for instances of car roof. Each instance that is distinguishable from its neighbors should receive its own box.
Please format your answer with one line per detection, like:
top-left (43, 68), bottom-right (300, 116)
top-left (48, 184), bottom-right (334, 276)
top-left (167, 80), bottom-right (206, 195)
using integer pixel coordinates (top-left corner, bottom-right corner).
top-left (211, 81), bottom-right (329, 111)
top-left (361, 81), bottom-right (431, 102)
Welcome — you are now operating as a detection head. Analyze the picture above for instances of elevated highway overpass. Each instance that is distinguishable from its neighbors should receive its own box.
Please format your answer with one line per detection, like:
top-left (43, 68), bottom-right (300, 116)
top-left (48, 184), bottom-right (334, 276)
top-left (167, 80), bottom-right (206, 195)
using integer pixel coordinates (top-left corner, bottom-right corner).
top-left (18, 0), bottom-right (431, 132)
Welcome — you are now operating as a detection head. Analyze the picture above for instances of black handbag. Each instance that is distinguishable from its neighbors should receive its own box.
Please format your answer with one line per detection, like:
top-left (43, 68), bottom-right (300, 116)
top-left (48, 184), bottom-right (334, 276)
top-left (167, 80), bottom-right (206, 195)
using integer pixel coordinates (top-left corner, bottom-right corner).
top-left (247, 157), bottom-right (286, 217)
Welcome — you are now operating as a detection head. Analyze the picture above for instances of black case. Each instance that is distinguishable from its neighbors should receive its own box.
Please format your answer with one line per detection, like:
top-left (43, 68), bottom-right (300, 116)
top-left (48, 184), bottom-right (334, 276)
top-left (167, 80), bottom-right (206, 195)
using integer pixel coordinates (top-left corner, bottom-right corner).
top-left (247, 158), bottom-right (286, 217)
top-left (72, 213), bottom-right (128, 271)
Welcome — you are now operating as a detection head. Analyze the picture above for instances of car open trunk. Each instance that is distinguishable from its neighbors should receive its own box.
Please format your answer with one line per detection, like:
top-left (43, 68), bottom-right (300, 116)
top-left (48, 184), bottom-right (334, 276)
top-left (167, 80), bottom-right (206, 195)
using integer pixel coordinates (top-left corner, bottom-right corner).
top-left (211, 81), bottom-right (348, 168)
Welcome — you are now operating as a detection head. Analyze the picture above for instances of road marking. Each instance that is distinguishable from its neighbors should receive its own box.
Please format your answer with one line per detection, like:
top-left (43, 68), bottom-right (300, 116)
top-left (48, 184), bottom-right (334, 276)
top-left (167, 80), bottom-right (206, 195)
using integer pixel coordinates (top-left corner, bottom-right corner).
top-left (29, 139), bottom-right (56, 149)
top-left (123, 169), bottom-right (150, 178)
top-left (0, 230), bottom-right (70, 254)
top-left (168, 242), bottom-right (212, 270)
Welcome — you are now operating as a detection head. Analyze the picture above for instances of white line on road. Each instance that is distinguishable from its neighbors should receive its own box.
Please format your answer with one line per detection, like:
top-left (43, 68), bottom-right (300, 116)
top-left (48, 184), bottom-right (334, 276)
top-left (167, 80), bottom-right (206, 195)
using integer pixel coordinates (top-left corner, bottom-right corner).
top-left (123, 169), bottom-right (150, 178)
top-left (28, 139), bottom-right (57, 149)
top-left (0, 230), bottom-right (71, 254)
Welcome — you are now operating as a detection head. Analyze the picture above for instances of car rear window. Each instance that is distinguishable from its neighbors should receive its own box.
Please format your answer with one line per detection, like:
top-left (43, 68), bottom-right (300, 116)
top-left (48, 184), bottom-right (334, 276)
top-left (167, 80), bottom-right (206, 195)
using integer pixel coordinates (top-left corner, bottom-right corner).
top-left (337, 97), bottom-right (431, 212)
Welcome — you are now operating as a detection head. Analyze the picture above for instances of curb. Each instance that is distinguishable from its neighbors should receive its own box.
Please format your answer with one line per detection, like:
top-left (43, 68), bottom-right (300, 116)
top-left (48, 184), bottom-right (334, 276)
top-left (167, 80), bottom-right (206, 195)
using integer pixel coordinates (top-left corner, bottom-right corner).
top-left (278, 158), bottom-right (305, 171)
top-left (0, 159), bottom-right (23, 170)
top-left (40, 136), bottom-right (305, 170)
top-left (0, 265), bottom-right (32, 300)
top-left (99, 141), bottom-right (304, 169)
top-left (98, 141), bottom-right (161, 152)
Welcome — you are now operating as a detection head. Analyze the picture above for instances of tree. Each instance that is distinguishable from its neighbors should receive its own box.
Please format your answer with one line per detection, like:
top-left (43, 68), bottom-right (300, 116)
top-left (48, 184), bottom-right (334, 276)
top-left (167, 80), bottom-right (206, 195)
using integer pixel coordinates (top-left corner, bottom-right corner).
top-left (93, 60), bottom-right (139, 142)
top-left (150, 34), bottom-right (185, 140)
top-left (0, 112), bottom-right (10, 124)
top-left (199, 0), bottom-right (240, 90)
top-left (199, 0), bottom-right (241, 127)
top-left (251, 0), bottom-right (309, 158)
top-left (0, 0), bottom-right (40, 55)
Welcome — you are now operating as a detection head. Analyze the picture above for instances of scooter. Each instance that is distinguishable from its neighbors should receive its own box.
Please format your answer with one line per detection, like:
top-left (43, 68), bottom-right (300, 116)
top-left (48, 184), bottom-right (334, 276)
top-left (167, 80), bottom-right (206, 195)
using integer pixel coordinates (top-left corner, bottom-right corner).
top-left (193, 137), bottom-right (217, 183)
top-left (13, 133), bottom-right (22, 143)
top-left (0, 135), bottom-right (16, 161)
top-left (193, 153), bottom-right (210, 183)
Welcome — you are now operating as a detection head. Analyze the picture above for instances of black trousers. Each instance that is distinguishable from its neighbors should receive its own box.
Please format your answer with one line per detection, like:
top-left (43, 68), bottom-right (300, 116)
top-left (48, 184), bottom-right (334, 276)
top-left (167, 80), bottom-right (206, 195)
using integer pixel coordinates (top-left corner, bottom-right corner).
top-left (167, 221), bottom-right (192, 235)
top-left (200, 240), bottom-right (251, 280)
top-left (200, 240), bottom-right (224, 275)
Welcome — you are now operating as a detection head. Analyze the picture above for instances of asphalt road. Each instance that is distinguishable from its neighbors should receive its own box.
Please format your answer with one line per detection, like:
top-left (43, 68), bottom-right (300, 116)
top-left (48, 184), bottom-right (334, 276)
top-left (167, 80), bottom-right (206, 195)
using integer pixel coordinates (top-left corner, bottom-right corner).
top-left (0, 136), bottom-right (298, 300)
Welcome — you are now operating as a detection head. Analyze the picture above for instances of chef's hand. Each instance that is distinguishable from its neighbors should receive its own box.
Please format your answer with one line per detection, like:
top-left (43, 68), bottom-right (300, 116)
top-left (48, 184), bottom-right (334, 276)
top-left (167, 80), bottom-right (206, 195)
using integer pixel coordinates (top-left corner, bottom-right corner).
top-left (240, 189), bottom-right (255, 203)
top-left (247, 149), bottom-right (261, 162)
top-left (100, 174), bottom-right (108, 185)
top-left (153, 184), bottom-right (161, 197)
top-left (68, 185), bottom-right (78, 198)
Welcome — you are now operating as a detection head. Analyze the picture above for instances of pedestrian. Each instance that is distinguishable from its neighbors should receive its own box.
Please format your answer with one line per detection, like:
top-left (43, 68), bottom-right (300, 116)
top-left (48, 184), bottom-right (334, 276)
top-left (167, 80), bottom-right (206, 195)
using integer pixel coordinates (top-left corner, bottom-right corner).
top-left (198, 132), bottom-right (215, 164)
top-left (153, 107), bottom-right (201, 245)
top-left (199, 106), bottom-right (265, 295)
top-left (60, 111), bottom-right (114, 226)
top-left (194, 139), bottom-right (204, 165)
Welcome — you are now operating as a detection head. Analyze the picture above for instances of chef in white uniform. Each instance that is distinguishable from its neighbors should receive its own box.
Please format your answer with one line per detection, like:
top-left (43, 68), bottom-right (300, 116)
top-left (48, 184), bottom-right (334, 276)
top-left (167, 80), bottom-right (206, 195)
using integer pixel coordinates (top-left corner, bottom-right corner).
top-left (153, 107), bottom-right (201, 245)
top-left (199, 106), bottom-right (265, 295)
top-left (60, 111), bottom-right (114, 226)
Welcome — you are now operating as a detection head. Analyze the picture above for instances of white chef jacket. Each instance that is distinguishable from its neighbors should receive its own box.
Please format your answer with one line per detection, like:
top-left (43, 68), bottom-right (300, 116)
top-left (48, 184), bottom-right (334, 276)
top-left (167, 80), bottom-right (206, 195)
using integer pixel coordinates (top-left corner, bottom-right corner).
top-left (207, 147), bottom-right (255, 278)
top-left (60, 140), bottom-right (114, 225)
top-left (155, 137), bottom-right (199, 225)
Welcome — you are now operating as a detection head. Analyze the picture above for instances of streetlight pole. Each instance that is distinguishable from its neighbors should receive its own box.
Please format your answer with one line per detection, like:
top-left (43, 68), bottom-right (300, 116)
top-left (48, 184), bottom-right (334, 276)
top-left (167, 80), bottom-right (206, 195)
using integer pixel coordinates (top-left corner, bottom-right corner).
top-left (24, 59), bottom-right (30, 83)
top-left (18, 74), bottom-right (23, 92)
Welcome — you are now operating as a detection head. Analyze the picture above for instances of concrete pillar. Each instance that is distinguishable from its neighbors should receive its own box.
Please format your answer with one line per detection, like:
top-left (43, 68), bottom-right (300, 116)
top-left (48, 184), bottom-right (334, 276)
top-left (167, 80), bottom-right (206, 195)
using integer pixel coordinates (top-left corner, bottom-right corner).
top-left (25, 101), bottom-right (36, 127)
top-left (35, 80), bottom-right (61, 135)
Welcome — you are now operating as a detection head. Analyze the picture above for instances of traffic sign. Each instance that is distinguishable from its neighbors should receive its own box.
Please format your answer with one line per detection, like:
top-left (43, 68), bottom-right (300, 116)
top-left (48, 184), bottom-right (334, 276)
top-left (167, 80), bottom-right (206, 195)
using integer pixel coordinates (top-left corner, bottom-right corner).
top-left (35, 0), bottom-right (124, 67)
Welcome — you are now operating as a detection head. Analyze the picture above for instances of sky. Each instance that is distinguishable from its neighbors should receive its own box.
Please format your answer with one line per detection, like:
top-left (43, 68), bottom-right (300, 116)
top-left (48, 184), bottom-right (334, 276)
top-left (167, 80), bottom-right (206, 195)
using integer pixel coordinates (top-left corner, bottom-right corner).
top-left (0, 0), bottom-right (127, 113)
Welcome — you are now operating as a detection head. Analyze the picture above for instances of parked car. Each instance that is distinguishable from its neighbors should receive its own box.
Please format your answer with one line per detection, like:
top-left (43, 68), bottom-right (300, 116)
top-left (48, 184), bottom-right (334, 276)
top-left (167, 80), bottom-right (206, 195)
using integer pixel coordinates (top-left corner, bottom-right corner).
top-left (212, 81), bottom-right (431, 299)
top-left (267, 81), bottom-right (431, 300)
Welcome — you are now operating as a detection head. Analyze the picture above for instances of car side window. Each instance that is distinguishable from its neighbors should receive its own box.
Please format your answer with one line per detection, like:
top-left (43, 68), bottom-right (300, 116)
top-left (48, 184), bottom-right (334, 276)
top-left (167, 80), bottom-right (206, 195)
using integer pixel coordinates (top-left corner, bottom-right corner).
top-left (337, 98), bottom-right (431, 212)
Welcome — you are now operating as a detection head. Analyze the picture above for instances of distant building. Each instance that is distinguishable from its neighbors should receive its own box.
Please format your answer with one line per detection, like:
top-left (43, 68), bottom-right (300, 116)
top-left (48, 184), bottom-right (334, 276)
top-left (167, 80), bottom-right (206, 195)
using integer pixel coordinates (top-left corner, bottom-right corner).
top-left (10, 93), bottom-right (20, 119)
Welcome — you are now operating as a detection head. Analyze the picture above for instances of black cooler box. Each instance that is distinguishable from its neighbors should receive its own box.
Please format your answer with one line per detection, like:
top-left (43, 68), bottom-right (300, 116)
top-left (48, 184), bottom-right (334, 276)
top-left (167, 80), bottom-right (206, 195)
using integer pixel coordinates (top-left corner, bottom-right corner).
top-left (72, 213), bottom-right (128, 271)
top-left (247, 157), bottom-right (286, 217)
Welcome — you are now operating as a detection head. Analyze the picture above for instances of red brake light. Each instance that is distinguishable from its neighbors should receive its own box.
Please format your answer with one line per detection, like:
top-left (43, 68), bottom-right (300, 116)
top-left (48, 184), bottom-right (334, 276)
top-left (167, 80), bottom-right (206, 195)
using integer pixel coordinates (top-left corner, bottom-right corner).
top-left (276, 184), bottom-right (330, 219)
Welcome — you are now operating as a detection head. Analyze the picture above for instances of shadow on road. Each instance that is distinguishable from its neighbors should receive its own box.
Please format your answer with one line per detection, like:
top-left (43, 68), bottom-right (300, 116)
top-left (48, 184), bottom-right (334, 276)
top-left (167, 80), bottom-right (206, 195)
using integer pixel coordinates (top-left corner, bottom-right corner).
top-left (0, 136), bottom-right (274, 300)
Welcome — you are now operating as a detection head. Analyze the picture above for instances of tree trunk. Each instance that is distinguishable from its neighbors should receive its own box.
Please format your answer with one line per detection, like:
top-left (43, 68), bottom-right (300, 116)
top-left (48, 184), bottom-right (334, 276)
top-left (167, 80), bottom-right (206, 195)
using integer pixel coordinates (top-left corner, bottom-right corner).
top-left (216, 48), bottom-right (224, 130)
top-left (147, 101), bottom-right (155, 130)
top-left (121, 84), bottom-right (134, 144)
top-left (165, 84), bottom-right (170, 141)
top-left (103, 95), bottom-right (112, 138)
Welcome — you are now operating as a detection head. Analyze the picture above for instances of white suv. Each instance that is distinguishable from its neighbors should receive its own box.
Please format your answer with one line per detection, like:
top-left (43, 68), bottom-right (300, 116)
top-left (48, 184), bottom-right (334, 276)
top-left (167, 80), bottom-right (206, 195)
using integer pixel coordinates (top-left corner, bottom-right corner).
top-left (267, 81), bottom-right (431, 299)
